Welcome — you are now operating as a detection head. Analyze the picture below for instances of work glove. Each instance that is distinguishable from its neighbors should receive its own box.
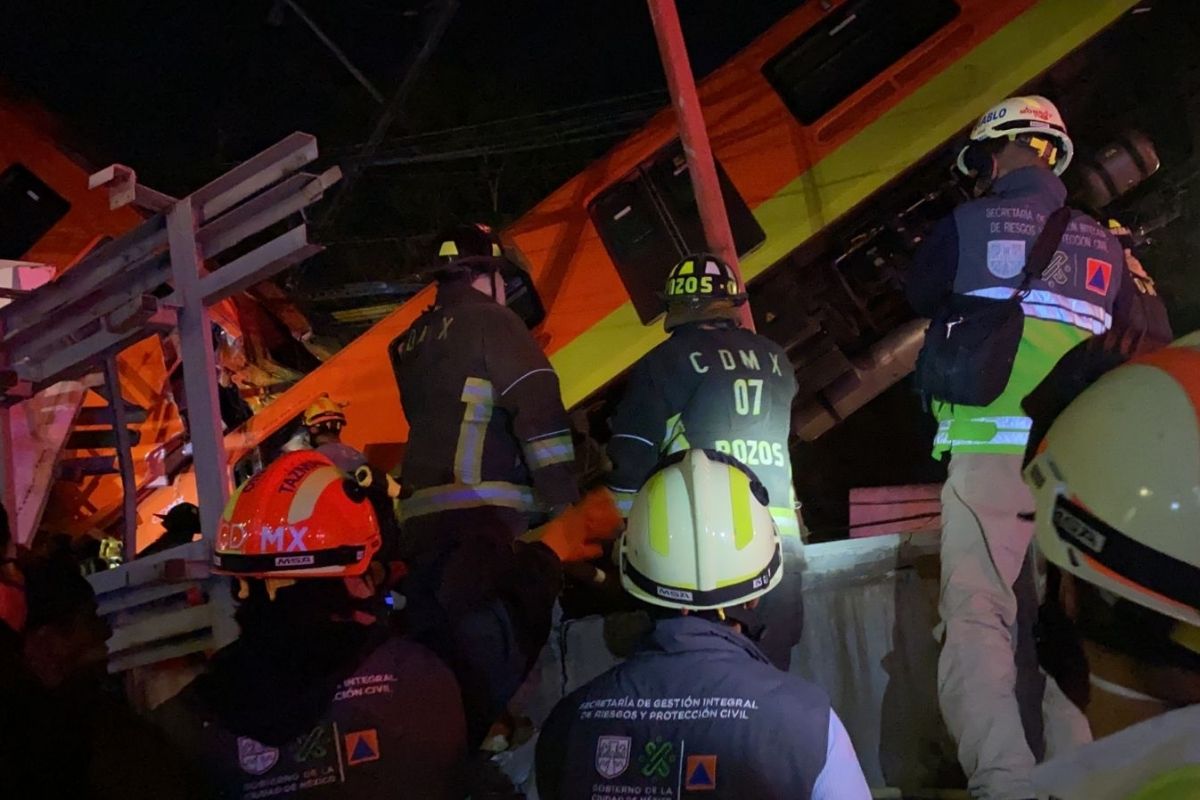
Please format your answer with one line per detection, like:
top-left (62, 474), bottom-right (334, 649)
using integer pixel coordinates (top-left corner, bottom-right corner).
top-left (520, 487), bottom-right (621, 564)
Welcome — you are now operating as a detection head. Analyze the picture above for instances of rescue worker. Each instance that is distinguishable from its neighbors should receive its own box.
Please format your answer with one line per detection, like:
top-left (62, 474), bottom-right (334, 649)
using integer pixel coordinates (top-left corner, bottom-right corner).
top-left (2, 550), bottom-right (200, 799)
top-left (905, 95), bottom-right (1141, 799)
top-left (302, 394), bottom-right (367, 473)
top-left (536, 449), bottom-right (871, 799)
top-left (1105, 219), bottom-right (1173, 351)
top-left (1021, 219), bottom-right (1173, 454)
top-left (606, 253), bottom-right (803, 669)
top-left (153, 450), bottom-right (618, 798)
top-left (389, 222), bottom-right (582, 746)
top-left (1022, 336), bottom-right (1200, 799)
top-left (139, 501), bottom-right (202, 558)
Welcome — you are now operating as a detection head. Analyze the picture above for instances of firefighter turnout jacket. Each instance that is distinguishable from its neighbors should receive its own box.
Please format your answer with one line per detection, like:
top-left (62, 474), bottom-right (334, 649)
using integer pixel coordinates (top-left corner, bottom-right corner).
top-left (390, 281), bottom-right (579, 522)
top-left (535, 616), bottom-right (870, 799)
top-left (606, 322), bottom-right (800, 539)
top-left (907, 166), bottom-right (1136, 456)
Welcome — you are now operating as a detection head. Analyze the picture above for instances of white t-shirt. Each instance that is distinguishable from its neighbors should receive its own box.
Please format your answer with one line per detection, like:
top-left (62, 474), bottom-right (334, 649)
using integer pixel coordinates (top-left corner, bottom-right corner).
top-left (1031, 705), bottom-right (1200, 799)
top-left (813, 710), bottom-right (872, 800)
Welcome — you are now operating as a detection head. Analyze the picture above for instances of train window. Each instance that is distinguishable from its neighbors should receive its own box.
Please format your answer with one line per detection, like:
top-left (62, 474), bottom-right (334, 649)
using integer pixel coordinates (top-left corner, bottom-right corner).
top-left (763, 0), bottom-right (960, 126)
top-left (0, 163), bottom-right (70, 259)
top-left (497, 244), bottom-right (547, 330)
top-left (589, 140), bottom-right (765, 324)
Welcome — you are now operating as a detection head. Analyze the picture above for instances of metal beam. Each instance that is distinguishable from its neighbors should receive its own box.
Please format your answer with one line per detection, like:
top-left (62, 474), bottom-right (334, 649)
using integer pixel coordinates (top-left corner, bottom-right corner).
top-left (198, 167), bottom-right (340, 260)
top-left (646, 0), bottom-right (754, 330)
top-left (192, 132), bottom-right (318, 223)
top-left (89, 163), bottom-right (178, 213)
top-left (0, 217), bottom-right (169, 335)
top-left (23, 306), bottom-right (177, 388)
top-left (7, 252), bottom-right (170, 363)
top-left (104, 355), bottom-right (140, 559)
top-left (197, 226), bottom-right (323, 305)
top-left (168, 200), bottom-right (230, 539)
top-left (0, 132), bottom-right (333, 545)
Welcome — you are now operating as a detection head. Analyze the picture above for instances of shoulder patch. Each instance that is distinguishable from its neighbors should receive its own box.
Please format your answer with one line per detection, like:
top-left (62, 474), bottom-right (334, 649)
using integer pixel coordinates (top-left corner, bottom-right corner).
top-left (987, 240), bottom-right (1026, 279)
top-left (1085, 258), bottom-right (1112, 296)
top-left (685, 754), bottom-right (718, 791)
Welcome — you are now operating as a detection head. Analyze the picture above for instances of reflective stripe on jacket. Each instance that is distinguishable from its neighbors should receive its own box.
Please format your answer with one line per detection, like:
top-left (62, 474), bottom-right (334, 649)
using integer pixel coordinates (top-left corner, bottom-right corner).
top-left (390, 282), bottom-right (578, 522)
top-left (907, 167), bottom-right (1133, 456)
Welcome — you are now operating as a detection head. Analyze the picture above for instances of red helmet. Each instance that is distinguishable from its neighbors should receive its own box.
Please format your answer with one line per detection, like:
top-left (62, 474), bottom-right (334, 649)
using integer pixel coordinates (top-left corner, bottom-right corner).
top-left (214, 451), bottom-right (381, 579)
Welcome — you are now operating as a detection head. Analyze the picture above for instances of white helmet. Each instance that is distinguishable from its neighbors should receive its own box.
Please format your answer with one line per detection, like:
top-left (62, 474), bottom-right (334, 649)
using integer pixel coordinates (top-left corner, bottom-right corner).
top-left (957, 95), bottom-right (1075, 176)
top-left (619, 449), bottom-right (782, 611)
top-left (1024, 337), bottom-right (1200, 627)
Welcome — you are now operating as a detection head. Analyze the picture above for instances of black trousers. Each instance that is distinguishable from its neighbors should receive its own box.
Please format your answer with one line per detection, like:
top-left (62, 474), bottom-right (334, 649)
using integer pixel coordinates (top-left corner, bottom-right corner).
top-left (401, 506), bottom-right (562, 748)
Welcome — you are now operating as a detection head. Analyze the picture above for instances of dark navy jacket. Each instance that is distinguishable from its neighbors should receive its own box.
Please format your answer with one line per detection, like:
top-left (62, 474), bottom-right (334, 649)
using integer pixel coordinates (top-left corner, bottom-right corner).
top-left (154, 633), bottom-right (467, 799)
top-left (535, 616), bottom-right (869, 799)
top-left (907, 166), bottom-right (1132, 329)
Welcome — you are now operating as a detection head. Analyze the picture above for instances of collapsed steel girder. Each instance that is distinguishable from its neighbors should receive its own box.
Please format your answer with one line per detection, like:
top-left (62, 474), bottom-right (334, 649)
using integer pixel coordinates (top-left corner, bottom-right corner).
top-left (0, 132), bottom-right (338, 546)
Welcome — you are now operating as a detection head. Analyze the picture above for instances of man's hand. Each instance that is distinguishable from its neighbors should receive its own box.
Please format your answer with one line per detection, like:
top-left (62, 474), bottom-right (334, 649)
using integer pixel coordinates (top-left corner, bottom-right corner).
top-left (521, 488), bottom-right (621, 563)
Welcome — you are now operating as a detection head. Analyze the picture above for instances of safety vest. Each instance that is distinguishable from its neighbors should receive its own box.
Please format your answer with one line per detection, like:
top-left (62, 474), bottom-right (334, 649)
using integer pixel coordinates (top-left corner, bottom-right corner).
top-left (1031, 705), bottom-right (1200, 800)
top-left (933, 167), bottom-right (1124, 456)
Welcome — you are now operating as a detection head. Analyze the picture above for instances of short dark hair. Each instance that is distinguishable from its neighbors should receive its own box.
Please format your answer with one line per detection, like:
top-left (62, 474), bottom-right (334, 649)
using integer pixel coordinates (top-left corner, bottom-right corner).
top-left (22, 551), bottom-right (96, 632)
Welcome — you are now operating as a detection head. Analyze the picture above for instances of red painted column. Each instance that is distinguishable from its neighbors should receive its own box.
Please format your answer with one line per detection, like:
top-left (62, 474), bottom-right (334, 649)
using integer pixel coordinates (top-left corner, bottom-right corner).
top-left (647, 0), bottom-right (755, 331)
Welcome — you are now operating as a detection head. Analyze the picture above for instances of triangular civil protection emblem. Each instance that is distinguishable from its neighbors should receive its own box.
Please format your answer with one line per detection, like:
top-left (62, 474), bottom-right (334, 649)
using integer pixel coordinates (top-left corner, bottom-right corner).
top-left (344, 729), bottom-right (380, 766)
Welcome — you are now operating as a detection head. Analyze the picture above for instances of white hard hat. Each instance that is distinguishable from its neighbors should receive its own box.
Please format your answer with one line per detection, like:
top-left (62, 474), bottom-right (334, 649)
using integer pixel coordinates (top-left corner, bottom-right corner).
top-left (957, 95), bottom-right (1075, 176)
top-left (1024, 337), bottom-right (1200, 627)
top-left (619, 449), bottom-right (783, 611)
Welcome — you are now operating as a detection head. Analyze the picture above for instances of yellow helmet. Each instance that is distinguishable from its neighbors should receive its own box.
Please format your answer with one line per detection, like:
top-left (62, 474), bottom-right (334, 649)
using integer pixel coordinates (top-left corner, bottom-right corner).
top-left (619, 449), bottom-right (782, 610)
top-left (1024, 336), bottom-right (1200, 627)
top-left (303, 394), bottom-right (347, 429)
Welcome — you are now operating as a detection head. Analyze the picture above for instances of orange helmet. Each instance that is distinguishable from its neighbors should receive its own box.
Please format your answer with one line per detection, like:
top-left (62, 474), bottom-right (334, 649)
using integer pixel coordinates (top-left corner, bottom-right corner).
top-left (303, 394), bottom-right (347, 429)
top-left (214, 451), bottom-right (381, 579)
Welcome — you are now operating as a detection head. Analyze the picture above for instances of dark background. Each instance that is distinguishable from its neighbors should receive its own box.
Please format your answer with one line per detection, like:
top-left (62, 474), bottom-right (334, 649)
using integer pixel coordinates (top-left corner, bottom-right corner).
top-left (3, 1), bottom-right (1198, 535)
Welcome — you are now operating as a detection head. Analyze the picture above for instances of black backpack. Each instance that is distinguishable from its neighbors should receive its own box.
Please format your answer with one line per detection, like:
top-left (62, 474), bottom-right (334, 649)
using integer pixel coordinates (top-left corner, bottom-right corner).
top-left (914, 207), bottom-right (1072, 409)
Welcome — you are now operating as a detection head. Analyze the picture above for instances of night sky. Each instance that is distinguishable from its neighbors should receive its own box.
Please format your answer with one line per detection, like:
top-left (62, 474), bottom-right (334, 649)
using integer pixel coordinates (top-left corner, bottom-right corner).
top-left (5, 2), bottom-right (1200, 531)
top-left (0, 1), bottom-right (800, 216)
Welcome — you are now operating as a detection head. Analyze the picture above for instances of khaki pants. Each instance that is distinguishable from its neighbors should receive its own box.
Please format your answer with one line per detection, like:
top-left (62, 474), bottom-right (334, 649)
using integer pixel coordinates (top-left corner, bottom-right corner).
top-left (938, 452), bottom-right (1038, 800)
